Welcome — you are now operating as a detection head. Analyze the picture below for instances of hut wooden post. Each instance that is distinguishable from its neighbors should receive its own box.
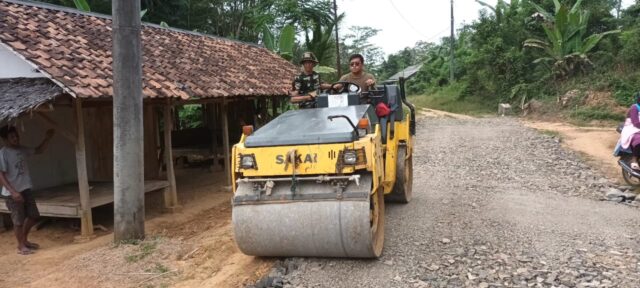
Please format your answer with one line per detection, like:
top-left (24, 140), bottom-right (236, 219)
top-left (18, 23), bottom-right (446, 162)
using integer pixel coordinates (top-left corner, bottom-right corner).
top-left (74, 98), bottom-right (94, 239)
top-left (222, 100), bottom-right (231, 187)
top-left (258, 98), bottom-right (268, 127)
top-left (210, 103), bottom-right (220, 172)
top-left (252, 99), bottom-right (259, 127)
top-left (163, 101), bottom-right (178, 210)
top-left (271, 96), bottom-right (278, 119)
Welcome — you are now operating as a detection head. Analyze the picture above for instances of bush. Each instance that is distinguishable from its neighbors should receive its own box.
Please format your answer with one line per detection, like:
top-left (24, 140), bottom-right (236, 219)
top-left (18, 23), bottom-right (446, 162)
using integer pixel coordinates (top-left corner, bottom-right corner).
top-left (408, 83), bottom-right (494, 115)
top-left (612, 73), bottom-right (640, 106)
top-left (620, 28), bottom-right (640, 66)
top-left (570, 106), bottom-right (625, 122)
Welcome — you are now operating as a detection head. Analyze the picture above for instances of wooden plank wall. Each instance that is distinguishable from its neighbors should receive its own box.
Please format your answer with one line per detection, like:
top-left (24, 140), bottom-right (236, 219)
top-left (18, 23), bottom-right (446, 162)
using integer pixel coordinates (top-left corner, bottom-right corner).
top-left (83, 106), bottom-right (112, 181)
top-left (84, 105), bottom-right (160, 181)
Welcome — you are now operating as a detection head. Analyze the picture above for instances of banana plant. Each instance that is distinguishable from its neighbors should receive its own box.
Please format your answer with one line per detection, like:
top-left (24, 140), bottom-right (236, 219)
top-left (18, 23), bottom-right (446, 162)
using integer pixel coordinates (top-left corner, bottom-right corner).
top-left (72, 0), bottom-right (90, 12)
top-left (262, 25), bottom-right (296, 61)
top-left (301, 11), bottom-right (345, 76)
top-left (304, 14), bottom-right (341, 66)
top-left (523, 0), bottom-right (619, 78)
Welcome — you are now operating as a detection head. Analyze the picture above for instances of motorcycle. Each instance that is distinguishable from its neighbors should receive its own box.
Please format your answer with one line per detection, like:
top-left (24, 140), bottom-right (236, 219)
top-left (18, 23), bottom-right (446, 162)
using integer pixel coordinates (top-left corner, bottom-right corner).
top-left (615, 123), bottom-right (640, 187)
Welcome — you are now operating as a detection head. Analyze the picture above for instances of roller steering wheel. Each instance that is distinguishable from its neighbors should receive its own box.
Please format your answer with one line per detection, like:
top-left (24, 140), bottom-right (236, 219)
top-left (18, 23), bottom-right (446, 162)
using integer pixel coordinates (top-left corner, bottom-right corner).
top-left (330, 81), bottom-right (360, 94)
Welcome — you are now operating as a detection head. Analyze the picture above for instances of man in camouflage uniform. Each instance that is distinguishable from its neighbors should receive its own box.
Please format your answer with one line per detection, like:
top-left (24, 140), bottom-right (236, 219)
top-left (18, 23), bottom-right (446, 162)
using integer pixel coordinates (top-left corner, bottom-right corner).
top-left (290, 52), bottom-right (331, 108)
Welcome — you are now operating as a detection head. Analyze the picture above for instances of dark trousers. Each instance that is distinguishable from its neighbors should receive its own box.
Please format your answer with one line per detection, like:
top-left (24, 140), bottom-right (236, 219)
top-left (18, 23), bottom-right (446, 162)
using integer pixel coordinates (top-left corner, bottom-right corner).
top-left (3, 190), bottom-right (40, 226)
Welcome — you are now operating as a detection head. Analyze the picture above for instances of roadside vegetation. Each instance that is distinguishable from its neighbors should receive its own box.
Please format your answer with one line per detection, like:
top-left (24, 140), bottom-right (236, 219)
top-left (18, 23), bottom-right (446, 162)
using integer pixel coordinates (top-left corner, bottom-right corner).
top-left (407, 84), bottom-right (493, 116)
top-left (377, 0), bottom-right (640, 123)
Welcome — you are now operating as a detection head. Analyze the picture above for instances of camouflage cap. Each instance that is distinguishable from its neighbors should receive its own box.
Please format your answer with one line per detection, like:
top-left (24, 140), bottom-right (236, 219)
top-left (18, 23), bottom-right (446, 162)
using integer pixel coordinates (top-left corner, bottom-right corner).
top-left (300, 52), bottom-right (319, 64)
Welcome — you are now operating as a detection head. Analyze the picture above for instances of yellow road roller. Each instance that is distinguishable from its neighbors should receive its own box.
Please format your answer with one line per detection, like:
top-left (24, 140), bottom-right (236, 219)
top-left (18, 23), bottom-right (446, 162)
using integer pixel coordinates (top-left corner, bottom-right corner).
top-left (231, 78), bottom-right (416, 258)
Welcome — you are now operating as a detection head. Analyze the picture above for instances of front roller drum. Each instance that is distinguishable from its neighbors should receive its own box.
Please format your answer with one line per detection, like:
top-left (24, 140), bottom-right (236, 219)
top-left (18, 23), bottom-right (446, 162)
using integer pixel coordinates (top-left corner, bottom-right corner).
top-left (232, 173), bottom-right (385, 258)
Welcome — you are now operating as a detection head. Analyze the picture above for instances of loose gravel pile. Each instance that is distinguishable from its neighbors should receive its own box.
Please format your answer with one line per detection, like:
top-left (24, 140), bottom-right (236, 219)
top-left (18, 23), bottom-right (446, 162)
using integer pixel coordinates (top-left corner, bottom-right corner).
top-left (250, 117), bottom-right (640, 288)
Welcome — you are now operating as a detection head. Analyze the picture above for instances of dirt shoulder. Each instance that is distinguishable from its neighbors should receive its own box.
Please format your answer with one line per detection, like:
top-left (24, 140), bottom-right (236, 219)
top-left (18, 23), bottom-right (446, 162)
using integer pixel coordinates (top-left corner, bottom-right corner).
top-left (419, 107), bottom-right (475, 120)
top-left (523, 120), bottom-right (622, 182)
top-left (0, 169), bottom-right (270, 288)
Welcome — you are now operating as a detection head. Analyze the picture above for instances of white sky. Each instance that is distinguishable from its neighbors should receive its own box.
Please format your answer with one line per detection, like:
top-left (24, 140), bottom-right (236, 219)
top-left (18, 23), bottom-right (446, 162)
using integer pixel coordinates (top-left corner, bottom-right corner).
top-left (338, 0), bottom-right (635, 56)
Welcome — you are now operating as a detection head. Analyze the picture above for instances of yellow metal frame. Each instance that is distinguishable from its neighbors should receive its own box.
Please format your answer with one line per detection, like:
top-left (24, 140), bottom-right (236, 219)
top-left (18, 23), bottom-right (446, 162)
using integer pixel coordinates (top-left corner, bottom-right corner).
top-left (380, 114), bottom-right (411, 194)
top-left (231, 114), bottom-right (413, 196)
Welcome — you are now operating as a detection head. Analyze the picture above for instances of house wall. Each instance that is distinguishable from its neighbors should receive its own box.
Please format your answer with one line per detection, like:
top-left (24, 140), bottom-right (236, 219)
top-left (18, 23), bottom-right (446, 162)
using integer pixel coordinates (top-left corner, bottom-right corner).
top-left (0, 104), bottom-right (161, 190)
top-left (0, 107), bottom-right (78, 190)
top-left (0, 44), bottom-right (43, 78)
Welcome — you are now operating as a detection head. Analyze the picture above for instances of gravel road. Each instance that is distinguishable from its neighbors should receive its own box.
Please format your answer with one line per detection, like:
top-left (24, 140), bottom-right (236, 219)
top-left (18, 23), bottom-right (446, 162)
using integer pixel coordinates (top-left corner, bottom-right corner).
top-left (253, 117), bottom-right (640, 288)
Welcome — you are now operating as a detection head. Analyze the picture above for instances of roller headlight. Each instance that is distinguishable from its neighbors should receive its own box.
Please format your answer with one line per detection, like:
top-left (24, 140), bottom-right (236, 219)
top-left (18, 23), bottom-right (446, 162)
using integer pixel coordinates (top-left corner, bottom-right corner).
top-left (240, 154), bottom-right (256, 169)
top-left (343, 150), bottom-right (357, 165)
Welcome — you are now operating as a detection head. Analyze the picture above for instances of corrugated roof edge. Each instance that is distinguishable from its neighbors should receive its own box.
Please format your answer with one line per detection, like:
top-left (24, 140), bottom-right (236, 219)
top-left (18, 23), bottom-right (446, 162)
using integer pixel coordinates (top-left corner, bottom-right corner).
top-left (2, 0), bottom-right (267, 50)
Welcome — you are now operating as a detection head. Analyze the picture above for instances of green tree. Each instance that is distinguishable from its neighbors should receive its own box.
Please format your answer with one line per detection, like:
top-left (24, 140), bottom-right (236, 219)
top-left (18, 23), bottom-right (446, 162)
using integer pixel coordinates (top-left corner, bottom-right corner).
top-left (460, 0), bottom-right (534, 100)
top-left (39, 0), bottom-right (309, 43)
top-left (339, 26), bottom-right (385, 75)
top-left (475, 0), bottom-right (524, 25)
top-left (619, 2), bottom-right (640, 67)
top-left (378, 47), bottom-right (420, 80)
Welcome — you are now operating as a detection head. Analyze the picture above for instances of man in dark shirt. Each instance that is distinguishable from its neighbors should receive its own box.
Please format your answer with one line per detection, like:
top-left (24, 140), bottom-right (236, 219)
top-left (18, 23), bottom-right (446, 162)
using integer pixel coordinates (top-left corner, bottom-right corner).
top-left (339, 53), bottom-right (376, 92)
top-left (290, 52), bottom-right (331, 108)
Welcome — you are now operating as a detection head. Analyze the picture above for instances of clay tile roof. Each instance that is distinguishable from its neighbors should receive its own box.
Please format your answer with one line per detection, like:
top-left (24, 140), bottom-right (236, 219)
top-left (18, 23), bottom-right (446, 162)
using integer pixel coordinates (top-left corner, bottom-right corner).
top-left (0, 0), bottom-right (298, 99)
top-left (0, 77), bottom-right (64, 121)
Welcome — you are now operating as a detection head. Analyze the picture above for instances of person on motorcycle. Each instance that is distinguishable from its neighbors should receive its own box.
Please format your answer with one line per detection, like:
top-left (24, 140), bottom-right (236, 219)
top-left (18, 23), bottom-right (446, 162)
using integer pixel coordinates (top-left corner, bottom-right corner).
top-left (289, 52), bottom-right (332, 108)
top-left (617, 92), bottom-right (640, 170)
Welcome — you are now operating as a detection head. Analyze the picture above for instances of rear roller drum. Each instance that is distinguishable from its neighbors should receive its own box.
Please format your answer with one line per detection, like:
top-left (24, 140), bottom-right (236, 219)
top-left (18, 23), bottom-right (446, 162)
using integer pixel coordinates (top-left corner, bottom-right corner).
top-left (386, 145), bottom-right (413, 203)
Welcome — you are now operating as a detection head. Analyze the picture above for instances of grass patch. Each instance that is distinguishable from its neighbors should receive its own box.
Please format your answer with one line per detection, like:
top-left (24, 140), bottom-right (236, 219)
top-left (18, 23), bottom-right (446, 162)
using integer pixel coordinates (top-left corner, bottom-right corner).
top-left (538, 129), bottom-right (561, 140)
top-left (569, 106), bottom-right (624, 123)
top-left (125, 240), bottom-right (159, 263)
top-left (146, 263), bottom-right (170, 274)
top-left (144, 284), bottom-right (169, 288)
top-left (114, 239), bottom-right (142, 247)
top-left (408, 85), bottom-right (494, 115)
